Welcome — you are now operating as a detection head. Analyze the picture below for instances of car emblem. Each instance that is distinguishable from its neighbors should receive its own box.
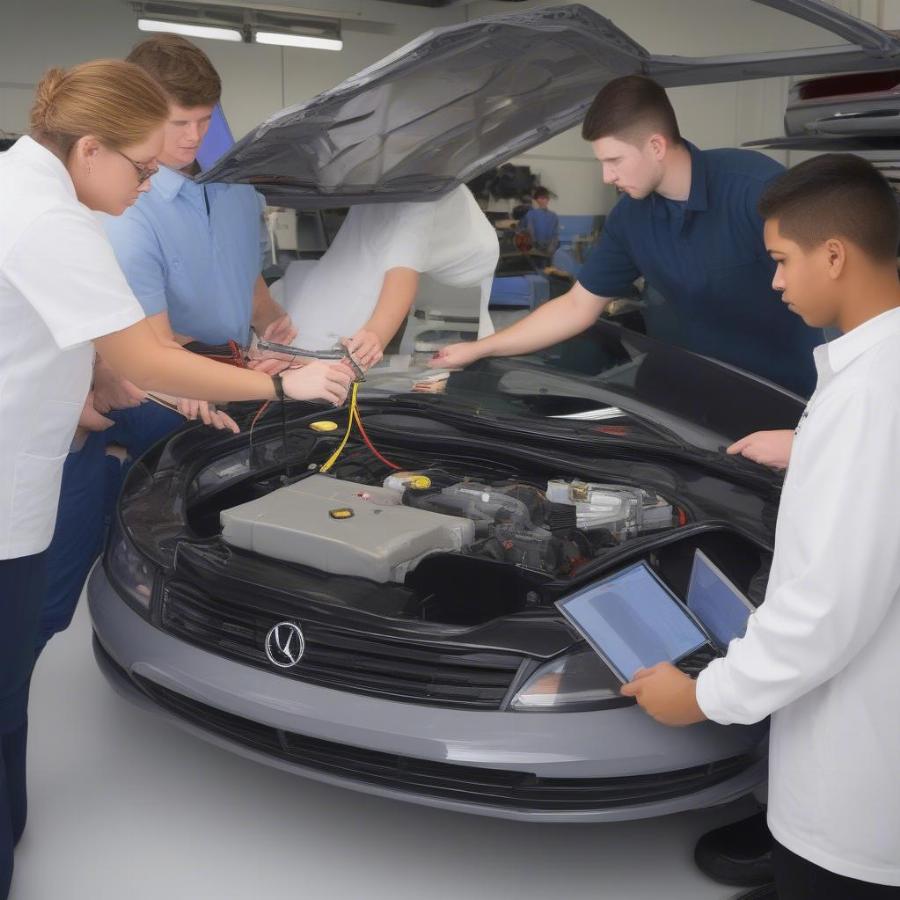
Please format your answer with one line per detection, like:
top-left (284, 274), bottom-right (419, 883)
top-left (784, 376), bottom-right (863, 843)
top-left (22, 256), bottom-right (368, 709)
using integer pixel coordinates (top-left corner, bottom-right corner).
top-left (265, 622), bottom-right (306, 668)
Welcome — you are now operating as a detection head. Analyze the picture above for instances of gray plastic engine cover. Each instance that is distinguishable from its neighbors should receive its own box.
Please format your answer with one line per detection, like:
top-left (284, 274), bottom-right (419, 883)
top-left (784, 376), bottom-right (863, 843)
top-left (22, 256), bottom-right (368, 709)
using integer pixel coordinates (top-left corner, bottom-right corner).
top-left (220, 474), bottom-right (474, 583)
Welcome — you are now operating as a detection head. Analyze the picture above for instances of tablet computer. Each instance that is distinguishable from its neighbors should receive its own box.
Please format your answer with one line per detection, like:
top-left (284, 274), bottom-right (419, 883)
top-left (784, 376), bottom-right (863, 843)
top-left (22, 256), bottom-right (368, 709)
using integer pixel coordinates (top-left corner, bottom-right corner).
top-left (686, 550), bottom-right (756, 652)
top-left (556, 561), bottom-right (709, 683)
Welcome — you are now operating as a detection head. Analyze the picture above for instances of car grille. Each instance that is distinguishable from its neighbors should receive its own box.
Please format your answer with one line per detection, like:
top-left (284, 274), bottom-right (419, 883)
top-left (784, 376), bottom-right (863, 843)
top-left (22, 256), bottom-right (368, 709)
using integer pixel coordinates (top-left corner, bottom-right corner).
top-left (160, 581), bottom-right (523, 710)
top-left (111, 652), bottom-right (755, 814)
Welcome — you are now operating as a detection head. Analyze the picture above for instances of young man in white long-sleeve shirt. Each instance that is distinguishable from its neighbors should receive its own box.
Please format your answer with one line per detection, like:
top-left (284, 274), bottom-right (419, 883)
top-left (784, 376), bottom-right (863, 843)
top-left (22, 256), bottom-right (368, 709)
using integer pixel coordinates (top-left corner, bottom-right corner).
top-left (622, 153), bottom-right (900, 899)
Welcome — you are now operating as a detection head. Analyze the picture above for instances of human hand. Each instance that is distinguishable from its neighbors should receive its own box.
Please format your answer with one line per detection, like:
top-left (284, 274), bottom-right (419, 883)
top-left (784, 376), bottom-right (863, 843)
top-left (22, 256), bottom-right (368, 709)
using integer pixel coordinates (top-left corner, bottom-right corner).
top-left (282, 360), bottom-right (352, 406)
top-left (92, 357), bottom-right (146, 413)
top-left (342, 330), bottom-right (383, 370)
top-left (620, 662), bottom-right (707, 727)
top-left (247, 355), bottom-right (293, 376)
top-left (175, 398), bottom-right (240, 434)
top-left (78, 391), bottom-right (114, 432)
top-left (412, 372), bottom-right (450, 394)
top-left (727, 429), bottom-right (794, 470)
top-left (261, 313), bottom-right (298, 347)
top-left (426, 341), bottom-right (485, 370)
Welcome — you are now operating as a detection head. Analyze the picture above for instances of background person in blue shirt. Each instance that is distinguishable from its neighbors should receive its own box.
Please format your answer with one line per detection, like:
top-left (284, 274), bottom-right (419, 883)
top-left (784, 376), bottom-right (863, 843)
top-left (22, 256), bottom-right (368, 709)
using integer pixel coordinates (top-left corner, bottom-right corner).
top-left (36, 35), bottom-right (300, 654)
top-left (518, 186), bottom-right (560, 260)
top-left (432, 75), bottom-right (821, 399)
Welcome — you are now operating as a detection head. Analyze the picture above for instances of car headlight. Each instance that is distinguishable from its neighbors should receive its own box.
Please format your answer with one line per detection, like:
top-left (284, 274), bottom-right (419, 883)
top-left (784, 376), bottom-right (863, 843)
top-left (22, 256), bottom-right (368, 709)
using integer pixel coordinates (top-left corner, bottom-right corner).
top-left (508, 647), bottom-right (626, 712)
top-left (104, 517), bottom-right (158, 618)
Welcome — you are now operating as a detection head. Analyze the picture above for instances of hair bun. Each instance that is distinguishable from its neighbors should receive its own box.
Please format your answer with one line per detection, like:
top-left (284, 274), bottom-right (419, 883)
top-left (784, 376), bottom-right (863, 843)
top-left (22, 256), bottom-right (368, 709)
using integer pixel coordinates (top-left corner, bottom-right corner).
top-left (29, 67), bottom-right (68, 133)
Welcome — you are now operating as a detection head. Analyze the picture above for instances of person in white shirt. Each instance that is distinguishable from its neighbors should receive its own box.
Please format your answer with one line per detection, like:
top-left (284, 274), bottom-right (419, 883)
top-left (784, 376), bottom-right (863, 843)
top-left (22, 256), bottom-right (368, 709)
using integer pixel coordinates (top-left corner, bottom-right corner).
top-left (276, 185), bottom-right (499, 368)
top-left (621, 153), bottom-right (900, 899)
top-left (0, 60), bottom-right (350, 900)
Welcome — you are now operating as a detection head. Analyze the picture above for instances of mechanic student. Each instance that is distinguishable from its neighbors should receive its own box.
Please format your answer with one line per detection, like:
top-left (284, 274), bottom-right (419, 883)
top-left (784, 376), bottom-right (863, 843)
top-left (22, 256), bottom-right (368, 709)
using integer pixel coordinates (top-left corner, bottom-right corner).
top-left (622, 154), bottom-right (900, 900)
top-left (35, 34), bottom-right (304, 657)
top-left (430, 75), bottom-right (821, 398)
top-left (102, 33), bottom-right (300, 436)
top-left (0, 60), bottom-right (351, 899)
top-left (276, 183), bottom-right (500, 368)
top-left (517, 185), bottom-right (560, 262)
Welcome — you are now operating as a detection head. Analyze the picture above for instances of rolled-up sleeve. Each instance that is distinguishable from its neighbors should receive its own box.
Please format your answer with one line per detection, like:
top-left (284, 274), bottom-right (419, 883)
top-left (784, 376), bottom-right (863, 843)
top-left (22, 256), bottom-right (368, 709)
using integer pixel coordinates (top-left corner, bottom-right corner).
top-left (576, 204), bottom-right (640, 299)
top-left (696, 381), bottom-right (900, 725)
top-left (5, 208), bottom-right (145, 349)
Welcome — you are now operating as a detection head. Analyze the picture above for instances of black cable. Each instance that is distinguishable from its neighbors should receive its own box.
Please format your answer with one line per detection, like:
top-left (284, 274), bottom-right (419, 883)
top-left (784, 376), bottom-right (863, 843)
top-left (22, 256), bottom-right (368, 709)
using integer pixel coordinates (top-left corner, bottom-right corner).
top-left (281, 399), bottom-right (290, 478)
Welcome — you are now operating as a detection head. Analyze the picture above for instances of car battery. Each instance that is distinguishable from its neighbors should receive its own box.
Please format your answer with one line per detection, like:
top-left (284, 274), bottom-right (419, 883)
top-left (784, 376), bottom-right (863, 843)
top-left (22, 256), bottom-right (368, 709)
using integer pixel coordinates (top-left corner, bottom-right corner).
top-left (220, 475), bottom-right (474, 583)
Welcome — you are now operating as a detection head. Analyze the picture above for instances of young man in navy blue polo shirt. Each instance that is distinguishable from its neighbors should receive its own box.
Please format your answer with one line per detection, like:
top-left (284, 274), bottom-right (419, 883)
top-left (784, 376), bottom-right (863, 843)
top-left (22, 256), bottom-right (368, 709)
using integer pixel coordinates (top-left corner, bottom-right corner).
top-left (432, 75), bottom-right (820, 399)
top-left (432, 75), bottom-right (819, 891)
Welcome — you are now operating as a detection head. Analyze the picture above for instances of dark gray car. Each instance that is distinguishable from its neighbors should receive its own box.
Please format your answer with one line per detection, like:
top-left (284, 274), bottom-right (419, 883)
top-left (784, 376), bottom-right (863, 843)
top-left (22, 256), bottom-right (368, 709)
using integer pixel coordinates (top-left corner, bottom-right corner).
top-left (90, 1), bottom-right (900, 822)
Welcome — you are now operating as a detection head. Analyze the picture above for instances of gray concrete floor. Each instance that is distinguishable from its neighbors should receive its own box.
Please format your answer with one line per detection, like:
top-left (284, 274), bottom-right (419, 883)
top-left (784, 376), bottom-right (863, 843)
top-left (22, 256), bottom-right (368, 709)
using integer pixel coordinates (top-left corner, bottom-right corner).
top-left (10, 594), bottom-right (759, 900)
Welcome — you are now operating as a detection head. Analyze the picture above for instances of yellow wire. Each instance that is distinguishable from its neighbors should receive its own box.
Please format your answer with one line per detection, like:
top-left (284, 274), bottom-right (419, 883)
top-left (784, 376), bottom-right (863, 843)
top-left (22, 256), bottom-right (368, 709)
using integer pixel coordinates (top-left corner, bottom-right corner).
top-left (319, 382), bottom-right (358, 473)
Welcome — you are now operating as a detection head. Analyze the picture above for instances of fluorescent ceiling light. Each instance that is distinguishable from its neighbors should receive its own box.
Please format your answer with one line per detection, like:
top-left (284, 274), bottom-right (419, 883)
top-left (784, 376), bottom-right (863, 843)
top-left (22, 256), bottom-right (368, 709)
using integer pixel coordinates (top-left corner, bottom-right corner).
top-left (137, 18), bottom-right (242, 42)
top-left (254, 31), bottom-right (343, 51)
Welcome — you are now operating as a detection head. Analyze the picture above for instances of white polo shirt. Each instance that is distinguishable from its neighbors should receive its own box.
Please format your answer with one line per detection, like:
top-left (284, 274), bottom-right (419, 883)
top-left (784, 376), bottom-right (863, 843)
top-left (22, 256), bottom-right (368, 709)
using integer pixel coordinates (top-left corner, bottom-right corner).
top-left (0, 137), bottom-right (144, 559)
top-left (280, 185), bottom-right (499, 350)
top-left (696, 306), bottom-right (900, 886)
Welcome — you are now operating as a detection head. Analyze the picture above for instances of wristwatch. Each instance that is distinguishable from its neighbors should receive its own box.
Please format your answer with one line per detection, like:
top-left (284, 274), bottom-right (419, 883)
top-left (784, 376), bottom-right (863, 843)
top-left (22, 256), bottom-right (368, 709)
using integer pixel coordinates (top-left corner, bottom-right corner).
top-left (271, 373), bottom-right (285, 401)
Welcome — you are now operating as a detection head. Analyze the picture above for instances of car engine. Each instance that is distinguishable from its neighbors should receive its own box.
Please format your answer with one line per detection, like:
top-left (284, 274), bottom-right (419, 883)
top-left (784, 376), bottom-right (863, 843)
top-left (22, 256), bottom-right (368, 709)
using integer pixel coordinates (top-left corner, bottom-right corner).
top-left (220, 469), bottom-right (679, 583)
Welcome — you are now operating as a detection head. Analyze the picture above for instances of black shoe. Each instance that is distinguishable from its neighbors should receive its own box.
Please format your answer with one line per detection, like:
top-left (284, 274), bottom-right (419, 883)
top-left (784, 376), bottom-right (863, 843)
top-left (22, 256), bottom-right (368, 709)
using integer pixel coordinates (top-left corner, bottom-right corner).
top-left (731, 886), bottom-right (777, 900)
top-left (694, 810), bottom-right (774, 887)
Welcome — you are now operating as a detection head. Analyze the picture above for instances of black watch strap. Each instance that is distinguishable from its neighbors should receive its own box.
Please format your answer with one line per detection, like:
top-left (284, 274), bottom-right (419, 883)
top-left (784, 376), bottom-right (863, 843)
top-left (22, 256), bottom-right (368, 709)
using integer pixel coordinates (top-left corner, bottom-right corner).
top-left (271, 373), bottom-right (285, 401)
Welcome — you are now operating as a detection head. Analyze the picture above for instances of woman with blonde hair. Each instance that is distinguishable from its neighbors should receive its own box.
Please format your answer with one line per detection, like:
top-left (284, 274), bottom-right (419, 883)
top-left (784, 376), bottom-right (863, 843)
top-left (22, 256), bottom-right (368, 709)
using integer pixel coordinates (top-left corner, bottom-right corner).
top-left (0, 59), bottom-right (350, 897)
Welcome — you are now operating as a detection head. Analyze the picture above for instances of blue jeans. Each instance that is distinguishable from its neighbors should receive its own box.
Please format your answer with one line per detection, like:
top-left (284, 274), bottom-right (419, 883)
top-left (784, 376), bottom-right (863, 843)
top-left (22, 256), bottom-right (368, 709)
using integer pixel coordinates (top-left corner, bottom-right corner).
top-left (0, 552), bottom-right (46, 899)
top-left (36, 403), bottom-right (183, 653)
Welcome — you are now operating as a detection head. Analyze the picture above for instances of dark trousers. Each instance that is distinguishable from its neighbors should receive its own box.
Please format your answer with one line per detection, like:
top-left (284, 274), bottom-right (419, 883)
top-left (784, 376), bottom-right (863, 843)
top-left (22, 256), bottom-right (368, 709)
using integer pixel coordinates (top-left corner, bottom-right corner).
top-left (0, 552), bottom-right (47, 900)
top-left (774, 839), bottom-right (900, 899)
top-left (37, 403), bottom-right (182, 653)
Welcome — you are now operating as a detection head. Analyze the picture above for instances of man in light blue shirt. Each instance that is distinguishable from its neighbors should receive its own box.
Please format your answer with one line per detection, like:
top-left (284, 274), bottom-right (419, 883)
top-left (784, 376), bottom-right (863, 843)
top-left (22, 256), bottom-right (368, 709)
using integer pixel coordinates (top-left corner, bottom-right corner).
top-left (101, 33), bottom-right (296, 431)
top-left (101, 163), bottom-right (269, 347)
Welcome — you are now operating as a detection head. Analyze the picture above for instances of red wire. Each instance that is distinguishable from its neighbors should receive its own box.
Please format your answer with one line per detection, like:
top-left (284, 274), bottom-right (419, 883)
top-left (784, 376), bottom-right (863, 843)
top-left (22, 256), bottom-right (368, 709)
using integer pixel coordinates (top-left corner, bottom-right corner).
top-left (353, 407), bottom-right (402, 470)
top-left (248, 392), bottom-right (400, 472)
top-left (249, 400), bottom-right (271, 438)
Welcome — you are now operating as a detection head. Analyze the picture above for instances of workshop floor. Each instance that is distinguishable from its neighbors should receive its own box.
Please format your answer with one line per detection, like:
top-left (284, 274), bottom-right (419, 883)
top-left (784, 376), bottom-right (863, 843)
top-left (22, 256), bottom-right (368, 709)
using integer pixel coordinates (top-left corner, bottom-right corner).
top-left (8, 593), bottom-right (761, 900)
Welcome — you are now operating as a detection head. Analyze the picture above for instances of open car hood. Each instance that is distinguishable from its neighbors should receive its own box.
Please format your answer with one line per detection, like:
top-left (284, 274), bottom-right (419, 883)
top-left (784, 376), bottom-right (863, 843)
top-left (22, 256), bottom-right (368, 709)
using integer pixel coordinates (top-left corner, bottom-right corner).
top-left (199, 0), bottom-right (900, 207)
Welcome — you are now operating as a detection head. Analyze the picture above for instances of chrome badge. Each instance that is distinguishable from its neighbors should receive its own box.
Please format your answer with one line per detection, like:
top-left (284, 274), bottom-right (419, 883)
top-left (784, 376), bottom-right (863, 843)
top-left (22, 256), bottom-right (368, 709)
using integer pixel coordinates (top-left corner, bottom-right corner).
top-left (265, 622), bottom-right (306, 668)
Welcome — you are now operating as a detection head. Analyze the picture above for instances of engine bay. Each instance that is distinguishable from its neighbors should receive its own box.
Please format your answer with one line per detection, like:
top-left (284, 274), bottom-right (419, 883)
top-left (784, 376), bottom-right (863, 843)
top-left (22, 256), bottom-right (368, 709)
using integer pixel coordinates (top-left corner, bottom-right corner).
top-left (167, 418), bottom-right (774, 626)
top-left (220, 463), bottom-right (684, 583)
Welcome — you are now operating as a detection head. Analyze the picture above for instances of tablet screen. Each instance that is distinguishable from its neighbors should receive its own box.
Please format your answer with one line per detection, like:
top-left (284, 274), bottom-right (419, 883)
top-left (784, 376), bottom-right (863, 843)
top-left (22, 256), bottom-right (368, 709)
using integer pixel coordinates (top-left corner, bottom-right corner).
top-left (687, 550), bottom-right (755, 652)
top-left (556, 562), bottom-right (708, 682)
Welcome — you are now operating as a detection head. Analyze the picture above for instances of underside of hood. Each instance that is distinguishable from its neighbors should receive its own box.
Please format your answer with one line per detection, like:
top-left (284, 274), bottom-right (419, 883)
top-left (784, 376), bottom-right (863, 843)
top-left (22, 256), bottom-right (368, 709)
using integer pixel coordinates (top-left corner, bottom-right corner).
top-left (199, 1), bottom-right (900, 207)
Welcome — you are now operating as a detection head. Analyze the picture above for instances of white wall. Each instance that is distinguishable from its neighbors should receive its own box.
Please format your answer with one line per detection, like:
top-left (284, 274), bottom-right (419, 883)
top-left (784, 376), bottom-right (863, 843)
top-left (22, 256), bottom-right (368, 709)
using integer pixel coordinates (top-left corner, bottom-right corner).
top-left (1, 0), bottom-right (894, 217)
top-left (0, 0), bottom-right (457, 142)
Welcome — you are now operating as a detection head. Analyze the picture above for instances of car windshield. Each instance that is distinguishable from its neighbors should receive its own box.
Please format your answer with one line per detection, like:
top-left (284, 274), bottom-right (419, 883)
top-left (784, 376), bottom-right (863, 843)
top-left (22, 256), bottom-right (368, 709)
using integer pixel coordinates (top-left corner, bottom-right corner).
top-left (361, 321), bottom-right (805, 454)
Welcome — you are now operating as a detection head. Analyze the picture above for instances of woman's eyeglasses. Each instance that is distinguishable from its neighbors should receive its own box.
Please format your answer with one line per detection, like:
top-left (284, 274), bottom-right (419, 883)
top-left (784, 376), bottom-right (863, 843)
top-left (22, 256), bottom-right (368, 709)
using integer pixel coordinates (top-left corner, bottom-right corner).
top-left (113, 148), bottom-right (159, 185)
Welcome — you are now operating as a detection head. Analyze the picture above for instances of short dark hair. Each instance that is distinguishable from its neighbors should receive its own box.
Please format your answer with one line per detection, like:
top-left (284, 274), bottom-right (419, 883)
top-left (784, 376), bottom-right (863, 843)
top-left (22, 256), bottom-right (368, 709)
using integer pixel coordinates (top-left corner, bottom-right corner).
top-left (127, 34), bottom-right (221, 108)
top-left (581, 75), bottom-right (681, 146)
top-left (533, 186), bottom-right (551, 200)
top-left (759, 154), bottom-right (900, 263)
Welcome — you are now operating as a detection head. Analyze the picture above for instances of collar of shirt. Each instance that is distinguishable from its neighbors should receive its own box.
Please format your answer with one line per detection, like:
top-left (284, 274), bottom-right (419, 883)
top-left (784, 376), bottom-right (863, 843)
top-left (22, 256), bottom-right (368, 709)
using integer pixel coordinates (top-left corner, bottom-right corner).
top-left (813, 306), bottom-right (900, 387)
top-left (12, 135), bottom-right (77, 201)
top-left (650, 140), bottom-right (708, 222)
top-left (150, 163), bottom-right (205, 203)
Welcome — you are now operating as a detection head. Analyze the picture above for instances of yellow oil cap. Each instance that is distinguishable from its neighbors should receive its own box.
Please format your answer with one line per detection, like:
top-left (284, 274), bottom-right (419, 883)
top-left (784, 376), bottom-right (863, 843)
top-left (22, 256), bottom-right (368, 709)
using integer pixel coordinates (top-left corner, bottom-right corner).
top-left (329, 507), bottom-right (354, 520)
top-left (409, 475), bottom-right (432, 490)
top-left (310, 420), bottom-right (339, 432)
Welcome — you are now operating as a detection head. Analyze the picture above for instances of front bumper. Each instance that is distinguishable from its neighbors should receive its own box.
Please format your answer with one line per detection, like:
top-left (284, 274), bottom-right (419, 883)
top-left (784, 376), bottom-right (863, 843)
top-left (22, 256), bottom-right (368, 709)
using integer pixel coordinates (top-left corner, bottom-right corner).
top-left (89, 565), bottom-right (767, 823)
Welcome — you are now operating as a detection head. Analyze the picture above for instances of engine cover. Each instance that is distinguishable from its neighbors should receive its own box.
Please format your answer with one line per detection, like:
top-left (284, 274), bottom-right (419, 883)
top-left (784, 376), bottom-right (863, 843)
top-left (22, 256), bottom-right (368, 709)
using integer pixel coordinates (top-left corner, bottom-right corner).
top-left (220, 474), bottom-right (474, 583)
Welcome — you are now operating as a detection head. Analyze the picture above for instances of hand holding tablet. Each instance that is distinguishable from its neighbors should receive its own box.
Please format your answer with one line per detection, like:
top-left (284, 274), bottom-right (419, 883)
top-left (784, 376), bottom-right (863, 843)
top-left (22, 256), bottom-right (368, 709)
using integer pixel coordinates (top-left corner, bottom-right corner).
top-left (557, 551), bottom-right (755, 682)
